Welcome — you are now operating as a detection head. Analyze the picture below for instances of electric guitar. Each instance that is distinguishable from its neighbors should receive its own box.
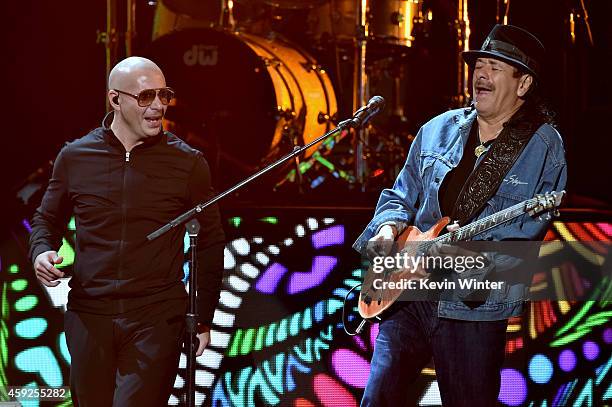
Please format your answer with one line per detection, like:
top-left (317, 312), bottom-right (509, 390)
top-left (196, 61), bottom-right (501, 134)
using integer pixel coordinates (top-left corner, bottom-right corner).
top-left (358, 190), bottom-right (565, 319)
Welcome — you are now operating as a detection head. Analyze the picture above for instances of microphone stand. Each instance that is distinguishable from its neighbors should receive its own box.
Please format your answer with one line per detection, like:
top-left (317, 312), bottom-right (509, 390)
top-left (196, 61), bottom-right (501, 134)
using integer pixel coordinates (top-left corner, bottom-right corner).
top-left (147, 119), bottom-right (355, 241)
top-left (147, 113), bottom-right (370, 407)
top-left (185, 218), bottom-right (200, 407)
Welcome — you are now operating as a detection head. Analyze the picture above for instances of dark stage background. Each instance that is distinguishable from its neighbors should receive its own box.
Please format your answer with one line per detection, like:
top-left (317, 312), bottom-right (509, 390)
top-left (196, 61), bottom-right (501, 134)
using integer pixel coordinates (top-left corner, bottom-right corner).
top-left (3, 0), bottom-right (612, 213)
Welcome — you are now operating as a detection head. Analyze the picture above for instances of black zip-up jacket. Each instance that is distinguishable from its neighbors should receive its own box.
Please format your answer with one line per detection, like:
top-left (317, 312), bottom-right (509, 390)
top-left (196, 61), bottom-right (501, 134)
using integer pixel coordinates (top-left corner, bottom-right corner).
top-left (29, 114), bottom-right (225, 325)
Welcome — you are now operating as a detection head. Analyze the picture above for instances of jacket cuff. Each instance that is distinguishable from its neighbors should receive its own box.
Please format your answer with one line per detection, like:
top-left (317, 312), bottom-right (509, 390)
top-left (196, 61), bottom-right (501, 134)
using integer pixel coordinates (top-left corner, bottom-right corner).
top-left (30, 244), bottom-right (55, 265)
top-left (375, 221), bottom-right (408, 236)
top-left (353, 211), bottom-right (413, 253)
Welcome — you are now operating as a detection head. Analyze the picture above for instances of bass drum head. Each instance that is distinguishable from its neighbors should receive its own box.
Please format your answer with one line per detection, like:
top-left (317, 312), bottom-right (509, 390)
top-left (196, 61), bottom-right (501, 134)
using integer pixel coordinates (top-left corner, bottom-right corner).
top-left (145, 28), bottom-right (279, 186)
top-left (146, 28), bottom-right (337, 190)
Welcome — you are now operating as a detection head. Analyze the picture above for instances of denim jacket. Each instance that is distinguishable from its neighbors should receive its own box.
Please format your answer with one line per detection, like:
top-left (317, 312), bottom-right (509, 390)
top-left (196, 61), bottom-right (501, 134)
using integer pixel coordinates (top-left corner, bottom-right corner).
top-left (353, 107), bottom-right (567, 320)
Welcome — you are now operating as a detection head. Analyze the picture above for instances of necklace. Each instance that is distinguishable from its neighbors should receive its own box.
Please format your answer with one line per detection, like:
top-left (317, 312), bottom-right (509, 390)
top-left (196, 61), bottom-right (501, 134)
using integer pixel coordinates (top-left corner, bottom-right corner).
top-left (475, 127), bottom-right (502, 158)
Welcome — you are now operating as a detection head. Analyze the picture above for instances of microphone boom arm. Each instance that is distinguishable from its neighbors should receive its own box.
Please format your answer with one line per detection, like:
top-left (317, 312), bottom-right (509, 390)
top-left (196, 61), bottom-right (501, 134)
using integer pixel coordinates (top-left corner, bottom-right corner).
top-left (148, 119), bottom-right (349, 240)
top-left (147, 96), bottom-right (385, 241)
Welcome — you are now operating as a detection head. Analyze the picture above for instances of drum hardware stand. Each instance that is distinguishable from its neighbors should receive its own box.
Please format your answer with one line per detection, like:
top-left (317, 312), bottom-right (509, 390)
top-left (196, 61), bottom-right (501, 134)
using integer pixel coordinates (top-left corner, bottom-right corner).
top-left (126, 0), bottom-right (137, 55)
top-left (99, 0), bottom-right (120, 112)
top-left (392, 73), bottom-right (406, 120)
top-left (220, 0), bottom-right (236, 31)
top-left (353, 0), bottom-right (369, 191)
top-left (568, 0), bottom-right (594, 46)
top-left (100, 0), bottom-right (138, 111)
top-left (281, 120), bottom-right (305, 193)
top-left (371, 56), bottom-right (408, 122)
top-left (496, 0), bottom-right (511, 25)
top-left (275, 106), bottom-right (306, 192)
top-left (452, 0), bottom-right (471, 107)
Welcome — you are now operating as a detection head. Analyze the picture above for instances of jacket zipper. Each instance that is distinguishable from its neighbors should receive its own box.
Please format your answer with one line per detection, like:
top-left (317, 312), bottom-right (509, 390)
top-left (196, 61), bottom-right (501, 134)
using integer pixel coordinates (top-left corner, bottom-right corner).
top-left (116, 149), bottom-right (130, 300)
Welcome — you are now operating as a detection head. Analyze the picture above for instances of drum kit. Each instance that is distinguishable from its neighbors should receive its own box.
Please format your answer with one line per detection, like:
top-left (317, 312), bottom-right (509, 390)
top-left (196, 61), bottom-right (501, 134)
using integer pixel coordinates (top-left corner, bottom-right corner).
top-left (144, 0), bottom-right (433, 192)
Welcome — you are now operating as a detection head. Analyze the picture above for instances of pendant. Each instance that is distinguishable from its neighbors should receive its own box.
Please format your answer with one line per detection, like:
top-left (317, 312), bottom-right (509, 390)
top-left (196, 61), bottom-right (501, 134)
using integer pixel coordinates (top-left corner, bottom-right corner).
top-left (475, 144), bottom-right (487, 158)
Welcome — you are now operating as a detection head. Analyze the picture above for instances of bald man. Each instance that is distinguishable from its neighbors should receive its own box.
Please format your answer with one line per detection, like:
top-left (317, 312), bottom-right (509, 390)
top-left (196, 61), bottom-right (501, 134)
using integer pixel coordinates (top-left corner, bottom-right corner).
top-left (29, 57), bottom-right (226, 406)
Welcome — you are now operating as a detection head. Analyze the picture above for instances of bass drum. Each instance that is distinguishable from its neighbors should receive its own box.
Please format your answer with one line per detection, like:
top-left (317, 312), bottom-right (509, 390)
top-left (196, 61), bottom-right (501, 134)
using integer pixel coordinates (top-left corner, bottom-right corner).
top-left (145, 28), bottom-right (337, 187)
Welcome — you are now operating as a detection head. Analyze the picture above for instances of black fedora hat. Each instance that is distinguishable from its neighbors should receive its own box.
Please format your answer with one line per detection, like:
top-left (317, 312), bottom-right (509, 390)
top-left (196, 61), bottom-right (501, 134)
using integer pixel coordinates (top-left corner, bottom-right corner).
top-left (462, 24), bottom-right (545, 79)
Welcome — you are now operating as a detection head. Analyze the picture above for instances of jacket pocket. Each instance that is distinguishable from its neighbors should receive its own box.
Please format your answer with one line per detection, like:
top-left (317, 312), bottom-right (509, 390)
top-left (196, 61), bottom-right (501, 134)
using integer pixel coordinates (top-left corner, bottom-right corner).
top-left (420, 153), bottom-right (454, 190)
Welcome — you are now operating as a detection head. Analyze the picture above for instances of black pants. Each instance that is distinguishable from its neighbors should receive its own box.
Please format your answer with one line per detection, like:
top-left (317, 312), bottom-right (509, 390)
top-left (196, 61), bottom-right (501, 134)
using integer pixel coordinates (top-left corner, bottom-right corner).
top-left (64, 298), bottom-right (187, 406)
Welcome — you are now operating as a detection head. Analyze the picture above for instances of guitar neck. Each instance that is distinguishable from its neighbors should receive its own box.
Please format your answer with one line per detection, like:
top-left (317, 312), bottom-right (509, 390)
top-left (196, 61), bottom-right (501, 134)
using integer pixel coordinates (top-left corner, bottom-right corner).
top-left (435, 197), bottom-right (536, 244)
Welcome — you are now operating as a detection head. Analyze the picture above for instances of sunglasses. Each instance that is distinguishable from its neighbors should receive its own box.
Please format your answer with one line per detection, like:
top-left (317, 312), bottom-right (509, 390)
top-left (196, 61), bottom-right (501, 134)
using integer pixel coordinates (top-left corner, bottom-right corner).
top-left (113, 87), bottom-right (175, 107)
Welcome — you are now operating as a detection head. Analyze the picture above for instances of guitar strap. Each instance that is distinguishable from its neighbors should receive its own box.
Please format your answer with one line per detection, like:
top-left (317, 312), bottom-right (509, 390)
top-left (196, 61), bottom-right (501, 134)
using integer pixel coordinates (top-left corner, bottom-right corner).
top-left (452, 103), bottom-right (546, 225)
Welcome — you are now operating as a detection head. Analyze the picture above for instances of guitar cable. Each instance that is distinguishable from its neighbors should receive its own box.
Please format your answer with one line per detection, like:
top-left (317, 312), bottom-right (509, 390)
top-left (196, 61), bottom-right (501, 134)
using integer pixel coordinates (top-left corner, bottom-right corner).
top-left (342, 282), bottom-right (381, 336)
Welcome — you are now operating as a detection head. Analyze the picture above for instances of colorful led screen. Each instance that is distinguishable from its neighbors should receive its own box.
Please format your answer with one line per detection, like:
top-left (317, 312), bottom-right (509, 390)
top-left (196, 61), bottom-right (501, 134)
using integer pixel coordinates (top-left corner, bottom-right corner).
top-left (1, 208), bottom-right (610, 406)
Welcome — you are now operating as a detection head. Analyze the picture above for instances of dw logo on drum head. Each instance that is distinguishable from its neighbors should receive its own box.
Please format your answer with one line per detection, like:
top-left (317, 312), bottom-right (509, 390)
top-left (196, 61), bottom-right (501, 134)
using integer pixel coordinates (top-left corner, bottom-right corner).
top-left (183, 44), bottom-right (219, 67)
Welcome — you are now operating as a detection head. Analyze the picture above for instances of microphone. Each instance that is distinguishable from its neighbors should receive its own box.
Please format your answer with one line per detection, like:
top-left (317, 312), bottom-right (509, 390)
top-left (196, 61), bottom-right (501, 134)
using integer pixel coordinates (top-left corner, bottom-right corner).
top-left (350, 96), bottom-right (385, 128)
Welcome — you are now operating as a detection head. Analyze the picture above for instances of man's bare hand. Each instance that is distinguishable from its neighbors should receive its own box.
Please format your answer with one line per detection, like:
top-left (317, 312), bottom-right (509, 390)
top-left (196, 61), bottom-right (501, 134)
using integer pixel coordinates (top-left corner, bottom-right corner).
top-left (367, 224), bottom-right (397, 258)
top-left (196, 331), bottom-right (210, 357)
top-left (33, 251), bottom-right (64, 287)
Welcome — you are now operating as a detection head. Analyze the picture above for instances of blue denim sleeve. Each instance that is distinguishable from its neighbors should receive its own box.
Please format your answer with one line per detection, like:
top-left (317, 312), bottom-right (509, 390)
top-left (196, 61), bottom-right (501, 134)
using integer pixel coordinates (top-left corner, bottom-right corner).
top-left (353, 129), bottom-right (424, 252)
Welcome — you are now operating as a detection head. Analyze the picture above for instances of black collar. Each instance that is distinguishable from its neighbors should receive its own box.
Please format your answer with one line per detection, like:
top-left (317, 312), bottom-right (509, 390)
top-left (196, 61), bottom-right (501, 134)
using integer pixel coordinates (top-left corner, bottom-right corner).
top-left (101, 111), bottom-right (164, 148)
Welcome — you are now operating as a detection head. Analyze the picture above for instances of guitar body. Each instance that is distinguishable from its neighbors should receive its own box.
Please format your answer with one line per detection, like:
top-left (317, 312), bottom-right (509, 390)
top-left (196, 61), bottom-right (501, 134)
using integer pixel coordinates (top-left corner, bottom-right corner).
top-left (358, 217), bottom-right (450, 319)
top-left (356, 190), bottom-right (564, 320)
